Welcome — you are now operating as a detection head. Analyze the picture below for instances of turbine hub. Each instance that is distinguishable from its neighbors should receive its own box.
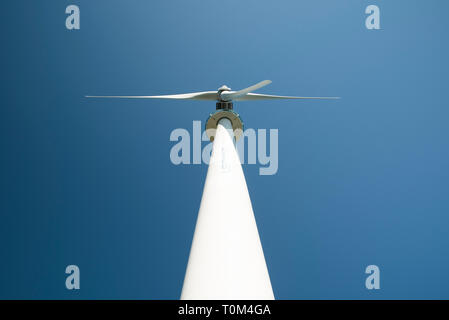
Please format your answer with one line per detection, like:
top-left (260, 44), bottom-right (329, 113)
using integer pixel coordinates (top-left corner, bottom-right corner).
top-left (218, 85), bottom-right (231, 92)
top-left (217, 85), bottom-right (232, 103)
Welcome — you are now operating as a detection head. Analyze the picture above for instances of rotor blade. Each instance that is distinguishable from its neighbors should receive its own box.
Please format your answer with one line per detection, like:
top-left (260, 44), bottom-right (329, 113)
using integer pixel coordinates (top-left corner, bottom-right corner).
top-left (220, 80), bottom-right (272, 101)
top-left (234, 93), bottom-right (341, 101)
top-left (85, 91), bottom-right (218, 101)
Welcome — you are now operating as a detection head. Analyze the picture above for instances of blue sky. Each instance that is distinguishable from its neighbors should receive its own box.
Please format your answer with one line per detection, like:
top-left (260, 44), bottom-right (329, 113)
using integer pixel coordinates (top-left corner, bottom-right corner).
top-left (1, 0), bottom-right (448, 299)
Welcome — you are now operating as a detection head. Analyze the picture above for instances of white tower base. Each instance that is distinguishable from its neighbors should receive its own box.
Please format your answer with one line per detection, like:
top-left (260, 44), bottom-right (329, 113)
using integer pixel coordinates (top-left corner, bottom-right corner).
top-left (181, 118), bottom-right (274, 300)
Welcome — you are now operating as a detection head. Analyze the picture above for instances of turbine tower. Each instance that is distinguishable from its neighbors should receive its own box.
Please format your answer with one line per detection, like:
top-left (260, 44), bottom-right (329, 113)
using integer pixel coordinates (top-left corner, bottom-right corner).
top-left (87, 80), bottom-right (339, 299)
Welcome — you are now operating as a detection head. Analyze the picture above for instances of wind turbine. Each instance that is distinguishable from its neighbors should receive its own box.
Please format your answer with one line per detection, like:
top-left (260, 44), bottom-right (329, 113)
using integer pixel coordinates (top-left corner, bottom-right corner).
top-left (87, 80), bottom-right (339, 299)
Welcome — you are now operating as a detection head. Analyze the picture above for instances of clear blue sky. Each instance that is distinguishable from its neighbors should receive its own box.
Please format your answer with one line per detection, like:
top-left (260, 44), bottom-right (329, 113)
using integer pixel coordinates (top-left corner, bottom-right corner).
top-left (1, 0), bottom-right (448, 299)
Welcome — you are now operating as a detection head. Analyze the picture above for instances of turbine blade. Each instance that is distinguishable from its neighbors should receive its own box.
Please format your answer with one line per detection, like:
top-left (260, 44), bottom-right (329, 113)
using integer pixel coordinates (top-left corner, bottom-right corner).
top-left (85, 91), bottom-right (218, 101)
top-left (220, 80), bottom-right (272, 101)
top-left (234, 93), bottom-right (341, 101)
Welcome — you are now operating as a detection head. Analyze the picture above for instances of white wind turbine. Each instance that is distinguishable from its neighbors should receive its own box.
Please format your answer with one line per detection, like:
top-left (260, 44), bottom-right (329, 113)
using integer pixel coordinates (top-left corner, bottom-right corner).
top-left (87, 80), bottom-right (339, 299)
